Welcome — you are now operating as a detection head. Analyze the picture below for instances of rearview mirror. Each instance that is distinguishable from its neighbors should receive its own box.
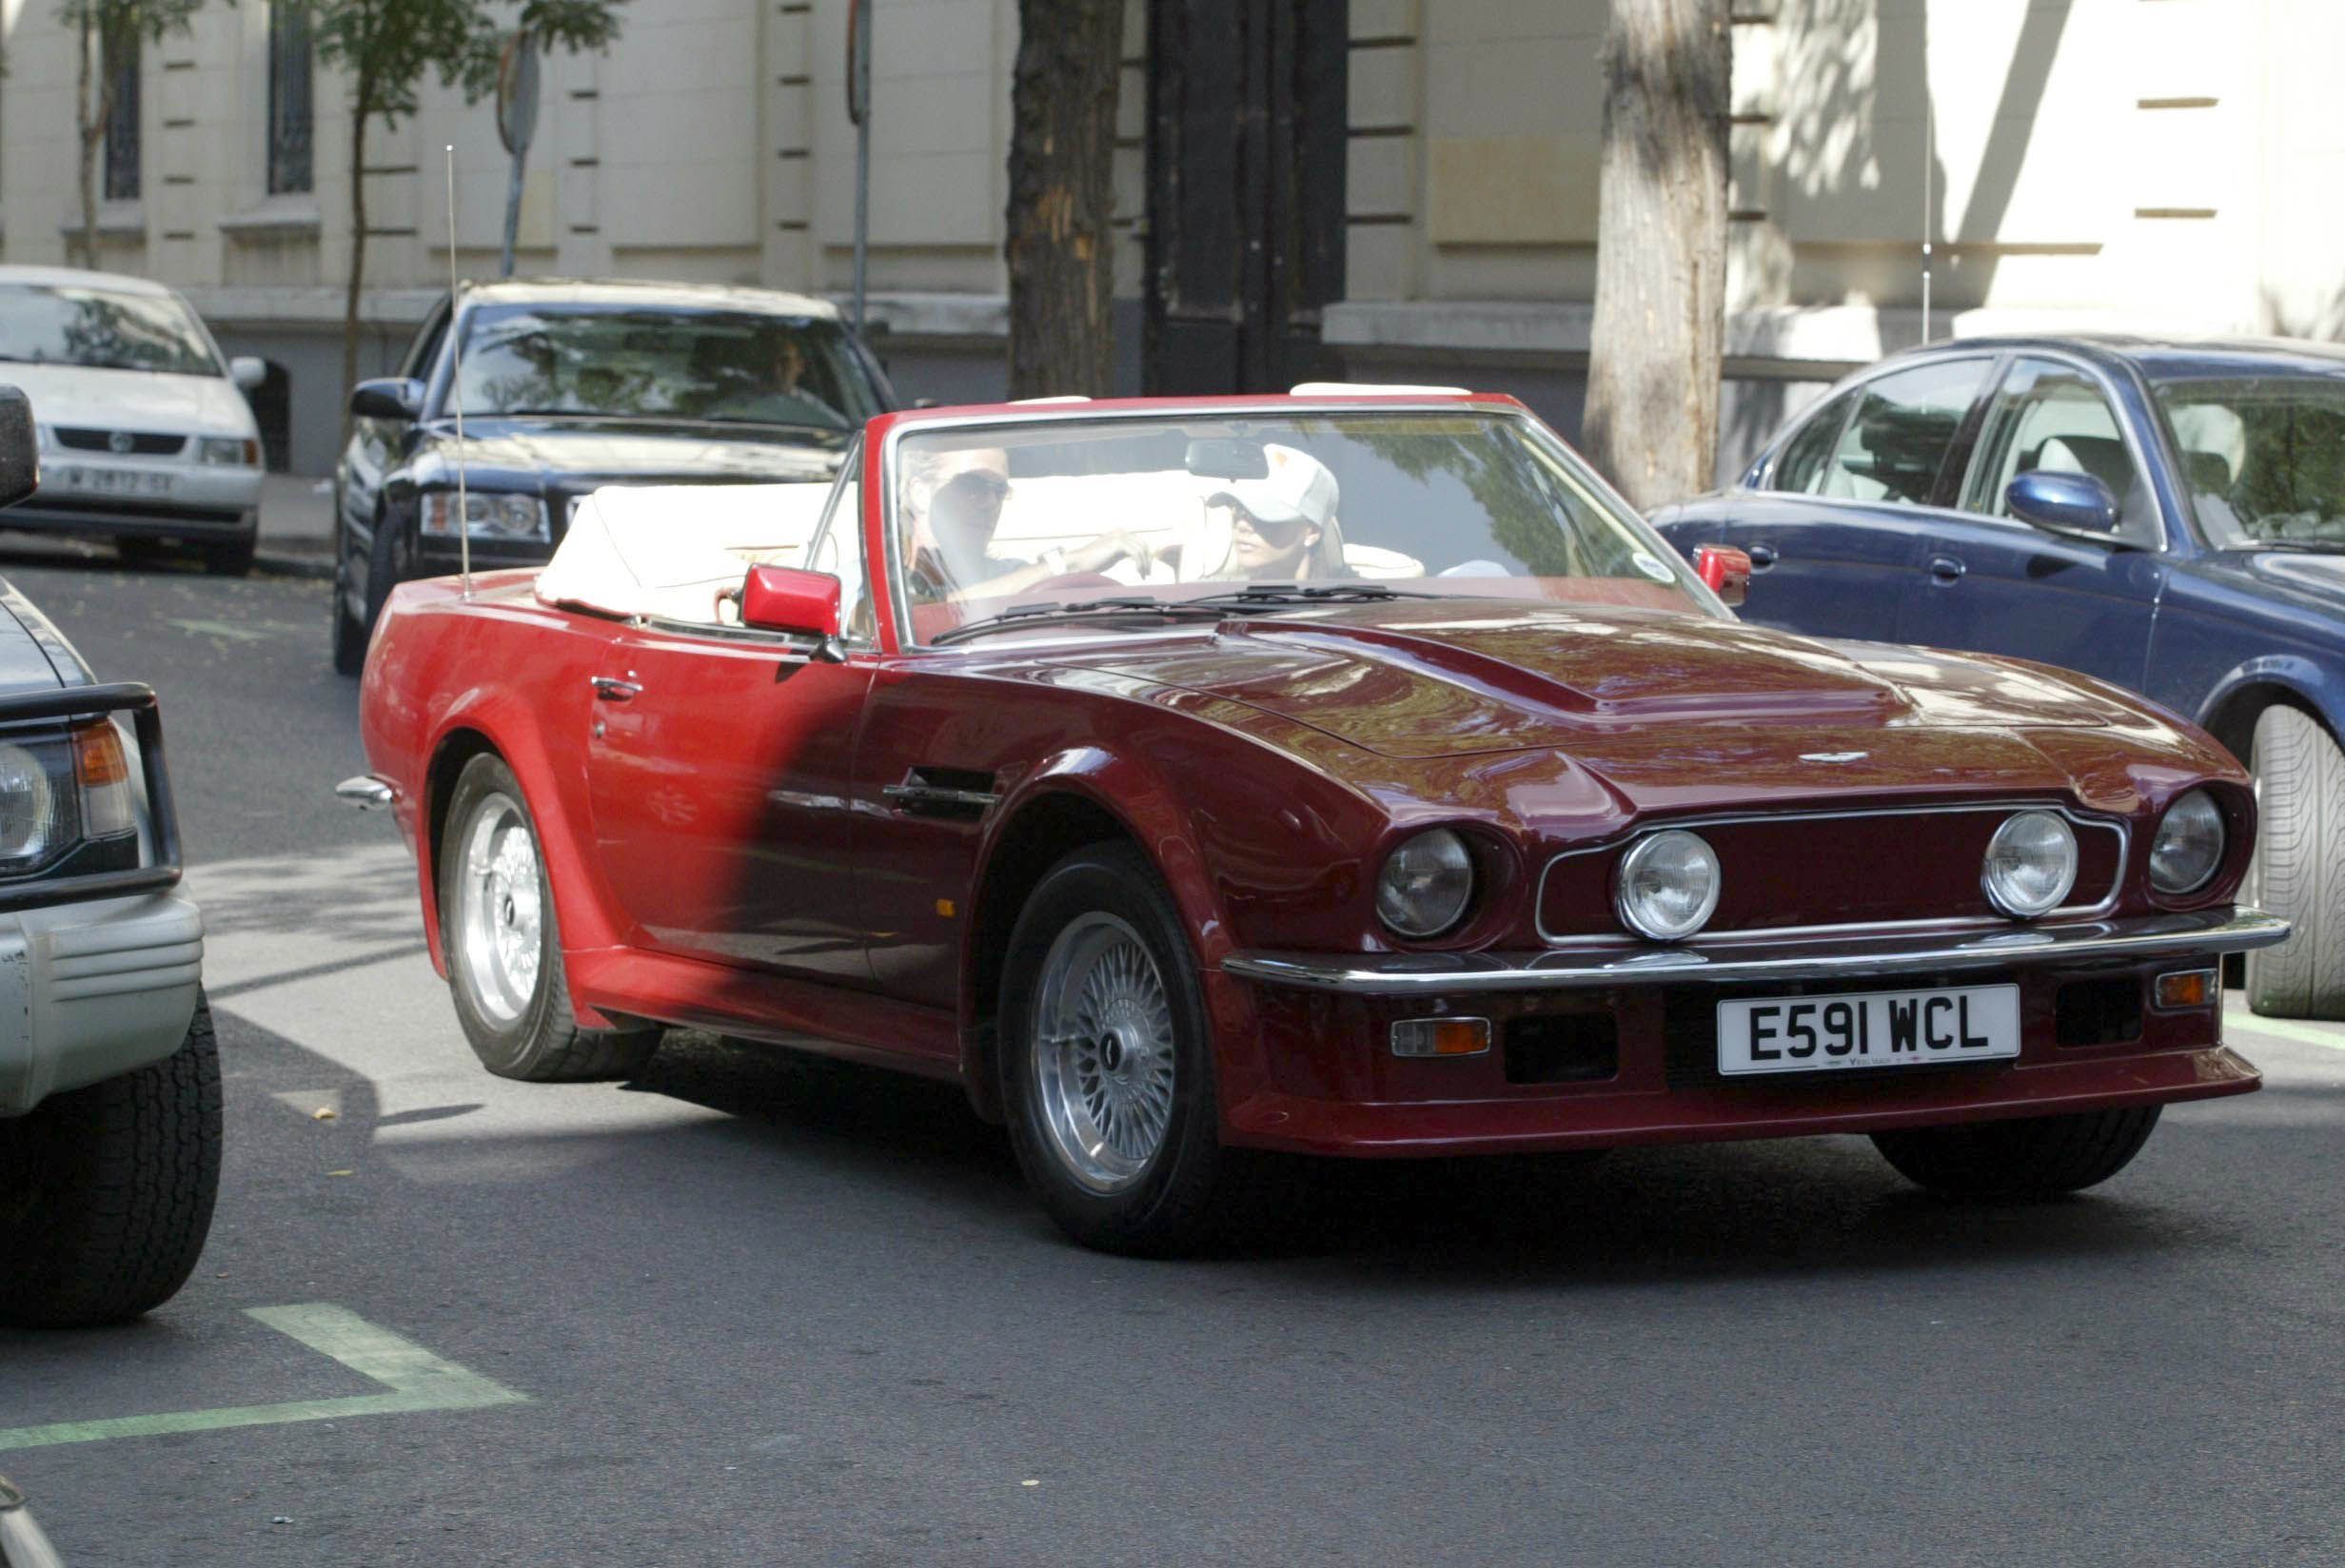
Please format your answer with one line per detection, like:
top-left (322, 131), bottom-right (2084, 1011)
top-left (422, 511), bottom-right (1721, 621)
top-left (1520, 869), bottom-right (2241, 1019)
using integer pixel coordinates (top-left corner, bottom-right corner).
top-left (349, 378), bottom-right (424, 421)
top-left (2006, 469), bottom-right (2118, 538)
top-left (228, 355), bottom-right (267, 391)
top-left (1184, 439), bottom-right (1269, 480)
top-left (740, 564), bottom-right (842, 641)
top-left (0, 387), bottom-right (37, 511)
top-left (1693, 543), bottom-right (1750, 607)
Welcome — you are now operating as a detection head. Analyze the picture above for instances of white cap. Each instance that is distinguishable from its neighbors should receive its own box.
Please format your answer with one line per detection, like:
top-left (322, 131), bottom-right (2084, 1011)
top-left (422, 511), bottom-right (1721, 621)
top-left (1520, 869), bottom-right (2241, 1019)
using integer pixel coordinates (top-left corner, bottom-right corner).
top-left (1209, 443), bottom-right (1338, 528)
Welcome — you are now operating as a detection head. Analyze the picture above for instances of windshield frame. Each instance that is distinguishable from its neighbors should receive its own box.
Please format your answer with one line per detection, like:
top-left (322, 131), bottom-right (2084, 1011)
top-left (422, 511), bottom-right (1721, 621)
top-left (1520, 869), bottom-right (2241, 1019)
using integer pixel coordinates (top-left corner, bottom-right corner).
top-left (424, 297), bottom-right (880, 433)
top-left (2148, 365), bottom-right (2345, 553)
top-left (861, 400), bottom-right (1729, 655)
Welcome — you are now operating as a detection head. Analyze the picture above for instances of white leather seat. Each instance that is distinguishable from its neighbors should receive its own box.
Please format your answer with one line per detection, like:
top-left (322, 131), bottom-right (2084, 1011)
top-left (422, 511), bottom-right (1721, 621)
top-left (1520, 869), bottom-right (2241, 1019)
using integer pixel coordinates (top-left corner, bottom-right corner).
top-left (535, 481), bottom-right (834, 623)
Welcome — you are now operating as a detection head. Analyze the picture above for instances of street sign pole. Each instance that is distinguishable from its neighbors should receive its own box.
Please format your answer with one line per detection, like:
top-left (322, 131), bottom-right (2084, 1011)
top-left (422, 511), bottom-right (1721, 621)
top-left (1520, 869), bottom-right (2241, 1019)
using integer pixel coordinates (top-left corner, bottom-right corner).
top-left (847, 0), bottom-right (872, 334)
top-left (495, 31), bottom-right (541, 280)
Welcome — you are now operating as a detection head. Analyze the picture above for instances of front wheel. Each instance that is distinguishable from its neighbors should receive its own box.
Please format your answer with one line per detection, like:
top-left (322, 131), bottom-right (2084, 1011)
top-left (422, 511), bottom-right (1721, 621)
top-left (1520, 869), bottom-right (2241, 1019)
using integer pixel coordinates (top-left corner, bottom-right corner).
top-left (0, 995), bottom-right (223, 1327)
top-left (1000, 844), bottom-right (1240, 1255)
top-left (1870, 1107), bottom-right (2160, 1200)
top-left (439, 753), bottom-right (658, 1082)
top-left (2245, 704), bottom-right (2345, 1019)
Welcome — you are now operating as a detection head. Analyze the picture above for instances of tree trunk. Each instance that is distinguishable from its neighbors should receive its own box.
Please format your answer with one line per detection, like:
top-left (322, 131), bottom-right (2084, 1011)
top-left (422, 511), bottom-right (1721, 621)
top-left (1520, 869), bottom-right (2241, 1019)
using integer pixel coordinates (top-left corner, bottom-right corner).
top-left (75, 8), bottom-right (100, 267)
top-left (340, 94), bottom-right (369, 449)
top-left (1582, 0), bottom-right (1731, 510)
top-left (1004, 0), bottom-right (1123, 399)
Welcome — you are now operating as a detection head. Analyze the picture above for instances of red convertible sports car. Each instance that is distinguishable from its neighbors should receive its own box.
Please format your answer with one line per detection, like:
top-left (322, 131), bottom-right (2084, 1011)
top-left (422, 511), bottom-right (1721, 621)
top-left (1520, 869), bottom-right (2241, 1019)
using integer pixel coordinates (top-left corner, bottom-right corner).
top-left (345, 390), bottom-right (2288, 1253)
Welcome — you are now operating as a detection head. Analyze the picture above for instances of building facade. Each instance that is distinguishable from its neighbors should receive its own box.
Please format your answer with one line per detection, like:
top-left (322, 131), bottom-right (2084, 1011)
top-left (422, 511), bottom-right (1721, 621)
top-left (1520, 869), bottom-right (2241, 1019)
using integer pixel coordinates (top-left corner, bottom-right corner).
top-left (0, 0), bottom-right (2336, 479)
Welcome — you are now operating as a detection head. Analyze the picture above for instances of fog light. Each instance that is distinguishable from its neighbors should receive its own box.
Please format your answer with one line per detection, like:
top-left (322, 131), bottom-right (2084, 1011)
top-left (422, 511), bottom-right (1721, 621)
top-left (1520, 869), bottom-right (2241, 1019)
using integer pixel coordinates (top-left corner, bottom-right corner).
top-left (1390, 1017), bottom-right (1490, 1058)
top-left (2155, 968), bottom-right (2217, 1010)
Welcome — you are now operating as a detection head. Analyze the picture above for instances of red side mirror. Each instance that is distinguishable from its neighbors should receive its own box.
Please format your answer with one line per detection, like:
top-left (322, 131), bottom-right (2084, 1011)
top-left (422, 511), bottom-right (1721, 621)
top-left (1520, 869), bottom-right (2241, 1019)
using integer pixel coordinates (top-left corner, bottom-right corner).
top-left (740, 564), bottom-right (842, 638)
top-left (1693, 544), bottom-right (1750, 607)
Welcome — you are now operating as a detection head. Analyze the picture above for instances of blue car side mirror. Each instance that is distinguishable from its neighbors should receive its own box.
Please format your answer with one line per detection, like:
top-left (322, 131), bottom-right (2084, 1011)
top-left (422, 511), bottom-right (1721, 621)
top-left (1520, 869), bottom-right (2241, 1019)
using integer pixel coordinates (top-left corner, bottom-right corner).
top-left (2006, 469), bottom-right (2119, 538)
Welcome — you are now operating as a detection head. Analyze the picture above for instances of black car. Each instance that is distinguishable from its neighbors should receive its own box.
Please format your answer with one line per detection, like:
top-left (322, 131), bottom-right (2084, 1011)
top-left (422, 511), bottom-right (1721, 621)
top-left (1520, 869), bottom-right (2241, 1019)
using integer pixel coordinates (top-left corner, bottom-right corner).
top-left (330, 278), bottom-right (897, 672)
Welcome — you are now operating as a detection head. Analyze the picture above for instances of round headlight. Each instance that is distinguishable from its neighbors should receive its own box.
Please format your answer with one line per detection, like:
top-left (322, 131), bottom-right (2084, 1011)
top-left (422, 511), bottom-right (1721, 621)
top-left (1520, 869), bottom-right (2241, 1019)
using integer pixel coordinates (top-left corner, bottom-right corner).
top-left (1981, 811), bottom-right (2078, 918)
top-left (1615, 829), bottom-right (1722, 941)
top-left (2150, 788), bottom-right (2226, 895)
top-left (1375, 829), bottom-right (1475, 938)
top-left (0, 741), bottom-right (54, 863)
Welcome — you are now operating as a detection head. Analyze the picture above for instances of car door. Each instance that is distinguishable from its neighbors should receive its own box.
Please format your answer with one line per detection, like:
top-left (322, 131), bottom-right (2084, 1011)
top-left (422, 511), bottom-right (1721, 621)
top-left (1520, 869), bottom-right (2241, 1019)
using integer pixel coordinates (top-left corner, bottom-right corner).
top-left (342, 297), bottom-right (450, 603)
top-left (1673, 358), bottom-right (1996, 643)
top-left (581, 467), bottom-right (879, 985)
top-left (1896, 354), bottom-right (2165, 689)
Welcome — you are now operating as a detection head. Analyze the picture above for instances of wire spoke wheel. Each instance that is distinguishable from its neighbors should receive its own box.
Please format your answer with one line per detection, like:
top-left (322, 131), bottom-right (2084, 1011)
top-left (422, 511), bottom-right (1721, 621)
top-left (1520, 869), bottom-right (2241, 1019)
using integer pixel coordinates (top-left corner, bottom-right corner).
top-left (1031, 911), bottom-right (1178, 1194)
top-left (455, 791), bottom-right (543, 1026)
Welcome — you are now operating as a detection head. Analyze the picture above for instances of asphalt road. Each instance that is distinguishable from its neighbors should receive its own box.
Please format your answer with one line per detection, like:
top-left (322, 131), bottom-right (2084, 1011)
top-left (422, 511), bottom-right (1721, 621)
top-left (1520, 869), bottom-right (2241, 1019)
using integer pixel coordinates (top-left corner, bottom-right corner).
top-left (2, 552), bottom-right (2342, 1567)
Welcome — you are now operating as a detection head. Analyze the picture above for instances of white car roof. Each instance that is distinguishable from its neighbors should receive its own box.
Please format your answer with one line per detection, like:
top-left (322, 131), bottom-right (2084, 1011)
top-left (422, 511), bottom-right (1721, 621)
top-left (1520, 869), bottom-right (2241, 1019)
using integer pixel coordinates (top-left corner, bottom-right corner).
top-left (0, 265), bottom-right (179, 297)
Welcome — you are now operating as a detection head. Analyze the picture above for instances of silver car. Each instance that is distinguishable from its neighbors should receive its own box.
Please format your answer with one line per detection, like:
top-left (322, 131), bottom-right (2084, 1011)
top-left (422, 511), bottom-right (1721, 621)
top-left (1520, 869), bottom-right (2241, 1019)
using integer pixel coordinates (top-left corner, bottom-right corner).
top-left (0, 265), bottom-right (266, 575)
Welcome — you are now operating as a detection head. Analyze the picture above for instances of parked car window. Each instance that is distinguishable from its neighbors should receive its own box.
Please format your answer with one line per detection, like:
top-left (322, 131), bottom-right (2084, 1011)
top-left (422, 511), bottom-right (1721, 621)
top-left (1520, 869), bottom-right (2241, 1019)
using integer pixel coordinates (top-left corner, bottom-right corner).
top-left (1765, 389), bottom-right (1856, 493)
top-left (2154, 373), bottom-right (2345, 548)
top-left (1807, 358), bottom-right (1990, 506)
top-left (450, 304), bottom-right (880, 431)
top-left (402, 299), bottom-right (450, 382)
top-left (1961, 357), bottom-right (2146, 531)
top-left (0, 284), bottom-right (224, 378)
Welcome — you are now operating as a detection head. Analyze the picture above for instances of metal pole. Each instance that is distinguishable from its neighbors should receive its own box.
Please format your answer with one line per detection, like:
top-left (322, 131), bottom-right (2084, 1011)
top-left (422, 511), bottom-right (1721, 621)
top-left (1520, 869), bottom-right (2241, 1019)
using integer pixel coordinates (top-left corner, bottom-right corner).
top-left (501, 152), bottom-right (525, 280)
top-left (447, 146), bottom-right (470, 598)
top-left (850, 0), bottom-right (872, 334)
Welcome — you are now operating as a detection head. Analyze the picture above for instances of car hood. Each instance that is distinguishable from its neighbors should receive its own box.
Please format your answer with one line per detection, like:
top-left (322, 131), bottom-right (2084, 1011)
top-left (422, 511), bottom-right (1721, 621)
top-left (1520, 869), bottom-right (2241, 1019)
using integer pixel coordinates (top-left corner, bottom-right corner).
top-left (4, 362), bottom-right (255, 437)
top-left (1039, 600), bottom-right (2127, 763)
top-left (417, 418), bottom-right (842, 489)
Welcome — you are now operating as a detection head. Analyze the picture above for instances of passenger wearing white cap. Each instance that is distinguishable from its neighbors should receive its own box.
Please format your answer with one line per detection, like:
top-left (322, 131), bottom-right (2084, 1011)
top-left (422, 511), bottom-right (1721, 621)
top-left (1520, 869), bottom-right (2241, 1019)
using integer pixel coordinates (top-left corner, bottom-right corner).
top-left (1198, 443), bottom-right (1347, 581)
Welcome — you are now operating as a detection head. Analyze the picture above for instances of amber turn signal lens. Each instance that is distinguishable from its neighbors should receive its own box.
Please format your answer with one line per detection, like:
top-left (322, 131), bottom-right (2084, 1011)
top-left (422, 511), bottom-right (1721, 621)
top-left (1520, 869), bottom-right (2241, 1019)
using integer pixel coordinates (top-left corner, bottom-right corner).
top-left (72, 719), bottom-right (135, 839)
top-left (1389, 1017), bottom-right (1491, 1058)
top-left (2155, 969), bottom-right (2217, 1010)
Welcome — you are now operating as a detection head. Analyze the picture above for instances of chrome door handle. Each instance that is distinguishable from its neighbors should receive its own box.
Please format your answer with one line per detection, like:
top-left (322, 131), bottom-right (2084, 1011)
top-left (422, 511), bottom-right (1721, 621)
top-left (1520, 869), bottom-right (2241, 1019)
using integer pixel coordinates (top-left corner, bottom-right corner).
top-left (590, 676), bottom-right (642, 701)
top-left (1746, 542), bottom-right (1779, 569)
top-left (1927, 556), bottom-right (1966, 583)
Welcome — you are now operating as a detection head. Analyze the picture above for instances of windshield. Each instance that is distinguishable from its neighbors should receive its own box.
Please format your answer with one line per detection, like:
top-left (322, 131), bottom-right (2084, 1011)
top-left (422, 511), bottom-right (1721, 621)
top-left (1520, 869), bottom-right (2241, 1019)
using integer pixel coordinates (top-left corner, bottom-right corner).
top-left (2157, 374), bottom-right (2345, 548)
top-left (451, 304), bottom-right (879, 431)
top-left (0, 284), bottom-right (223, 376)
top-left (880, 410), bottom-right (1709, 644)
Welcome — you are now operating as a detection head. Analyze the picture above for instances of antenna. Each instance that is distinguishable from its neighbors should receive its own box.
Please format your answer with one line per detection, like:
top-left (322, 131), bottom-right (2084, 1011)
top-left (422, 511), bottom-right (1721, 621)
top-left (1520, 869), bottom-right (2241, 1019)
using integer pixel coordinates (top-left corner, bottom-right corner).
top-left (1920, 99), bottom-right (1934, 346)
top-left (445, 144), bottom-right (471, 598)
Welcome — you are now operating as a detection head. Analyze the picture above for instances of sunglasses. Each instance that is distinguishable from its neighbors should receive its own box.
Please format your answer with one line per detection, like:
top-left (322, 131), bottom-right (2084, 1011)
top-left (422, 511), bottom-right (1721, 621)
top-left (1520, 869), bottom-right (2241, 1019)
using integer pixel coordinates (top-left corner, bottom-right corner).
top-left (1230, 502), bottom-right (1309, 543)
top-left (937, 469), bottom-right (1012, 508)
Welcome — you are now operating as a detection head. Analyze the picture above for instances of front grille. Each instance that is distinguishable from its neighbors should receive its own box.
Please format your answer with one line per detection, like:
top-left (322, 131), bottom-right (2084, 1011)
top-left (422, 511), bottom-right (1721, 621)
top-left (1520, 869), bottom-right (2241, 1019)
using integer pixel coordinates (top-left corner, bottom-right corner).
top-left (1662, 970), bottom-right (2017, 1088)
top-left (54, 428), bottom-right (187, 456)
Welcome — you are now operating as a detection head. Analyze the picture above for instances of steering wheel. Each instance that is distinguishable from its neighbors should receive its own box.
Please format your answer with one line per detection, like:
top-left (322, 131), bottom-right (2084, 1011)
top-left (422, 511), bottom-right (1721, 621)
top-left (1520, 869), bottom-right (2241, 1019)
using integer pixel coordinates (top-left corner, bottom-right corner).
top-left (1027, 571), bottom-right (1122, 594)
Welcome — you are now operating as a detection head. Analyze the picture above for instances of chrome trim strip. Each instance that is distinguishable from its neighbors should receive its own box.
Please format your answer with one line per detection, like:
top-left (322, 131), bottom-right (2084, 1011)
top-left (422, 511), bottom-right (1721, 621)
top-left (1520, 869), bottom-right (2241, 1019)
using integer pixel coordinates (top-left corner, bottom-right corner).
top-left (1534, 800), bottom-right (2130, 946)
top-left (1223, 908), bottom-right (2290, 995)
top-left (335, 774), bottom-right (395, 810)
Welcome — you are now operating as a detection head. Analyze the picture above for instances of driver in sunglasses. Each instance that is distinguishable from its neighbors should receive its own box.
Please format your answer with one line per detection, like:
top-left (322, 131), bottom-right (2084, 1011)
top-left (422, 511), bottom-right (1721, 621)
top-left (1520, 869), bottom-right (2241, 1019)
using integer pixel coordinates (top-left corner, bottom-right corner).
top-left (903, 446), bottom-right (1151, 605)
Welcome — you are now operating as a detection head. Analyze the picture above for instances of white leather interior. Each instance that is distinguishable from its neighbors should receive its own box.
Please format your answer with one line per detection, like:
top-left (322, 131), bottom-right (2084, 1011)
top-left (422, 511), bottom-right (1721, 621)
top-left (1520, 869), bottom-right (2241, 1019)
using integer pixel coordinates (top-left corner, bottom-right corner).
top-left (535, 481), bottom-right (834, 624)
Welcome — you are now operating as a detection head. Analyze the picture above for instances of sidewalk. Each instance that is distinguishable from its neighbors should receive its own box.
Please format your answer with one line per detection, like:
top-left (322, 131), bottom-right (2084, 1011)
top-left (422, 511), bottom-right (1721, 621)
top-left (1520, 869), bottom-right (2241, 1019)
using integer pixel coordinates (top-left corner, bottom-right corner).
top-left (256, 472), bottom-right (336, 579)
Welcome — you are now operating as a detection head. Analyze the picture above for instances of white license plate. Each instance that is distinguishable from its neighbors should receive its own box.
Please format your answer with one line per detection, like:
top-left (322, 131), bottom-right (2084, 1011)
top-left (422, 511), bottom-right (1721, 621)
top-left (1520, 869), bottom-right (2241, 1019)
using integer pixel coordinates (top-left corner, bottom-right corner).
top-left (1716, 983), bottom-right (2020, 1076)
top-left (55, 465), bottom-right (173, 497)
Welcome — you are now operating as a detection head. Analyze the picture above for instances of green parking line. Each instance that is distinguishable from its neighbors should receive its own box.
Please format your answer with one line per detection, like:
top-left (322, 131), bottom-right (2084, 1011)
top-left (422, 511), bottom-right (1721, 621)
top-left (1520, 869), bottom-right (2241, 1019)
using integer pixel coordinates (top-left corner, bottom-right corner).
top-left (0, 1304), bottom-right (526, 1453)
top-left (2229, 1014), bottom-right (2345, 1052)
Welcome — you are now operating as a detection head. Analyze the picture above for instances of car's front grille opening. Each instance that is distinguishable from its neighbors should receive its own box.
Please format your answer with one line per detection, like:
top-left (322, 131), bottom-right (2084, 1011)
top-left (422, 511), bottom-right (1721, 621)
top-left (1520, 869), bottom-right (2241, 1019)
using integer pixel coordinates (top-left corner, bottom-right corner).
top-left (1504, 1013), bottom-right (1619, 1085)
top-left (2056, 977), bottom-right (2141, 1047)
top-left (53, 427), bottom-right (187, 456)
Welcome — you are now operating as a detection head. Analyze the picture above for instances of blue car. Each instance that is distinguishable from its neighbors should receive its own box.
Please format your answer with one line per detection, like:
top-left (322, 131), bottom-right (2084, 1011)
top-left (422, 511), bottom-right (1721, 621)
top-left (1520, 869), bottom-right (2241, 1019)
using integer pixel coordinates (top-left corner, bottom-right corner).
top-left (1655, 335), bottom-right (2345, 1019)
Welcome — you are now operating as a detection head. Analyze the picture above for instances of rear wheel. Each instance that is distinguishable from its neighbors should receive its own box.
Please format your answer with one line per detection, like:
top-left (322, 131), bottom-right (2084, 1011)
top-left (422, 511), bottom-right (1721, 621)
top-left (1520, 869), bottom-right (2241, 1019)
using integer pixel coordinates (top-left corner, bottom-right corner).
top-left (1000, 843), bottom-right (1246, 1255)
top-left (330, 560), bottom-right (368, 676)
top-left (2245, 704), bottom-right (2345, 1019)
top-left (0, 995), bottom-right (223, 1327)
top-left (439, 753), bottom-right (658, 1082)
top-left (1870, 1107), bottom-right (2160, 1200)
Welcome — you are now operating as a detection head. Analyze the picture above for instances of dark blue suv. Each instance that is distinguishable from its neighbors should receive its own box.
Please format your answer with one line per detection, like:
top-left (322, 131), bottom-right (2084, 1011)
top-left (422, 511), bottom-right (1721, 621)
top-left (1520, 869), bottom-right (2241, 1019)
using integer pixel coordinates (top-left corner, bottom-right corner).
top-left (1656, 335), bottom-right (2345, 1020)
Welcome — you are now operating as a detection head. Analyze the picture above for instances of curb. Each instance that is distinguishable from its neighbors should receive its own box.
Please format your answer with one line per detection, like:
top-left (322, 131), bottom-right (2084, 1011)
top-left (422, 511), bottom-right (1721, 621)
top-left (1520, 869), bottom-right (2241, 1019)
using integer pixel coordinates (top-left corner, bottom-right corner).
top-left (255, 552), bottom-right (336, 582)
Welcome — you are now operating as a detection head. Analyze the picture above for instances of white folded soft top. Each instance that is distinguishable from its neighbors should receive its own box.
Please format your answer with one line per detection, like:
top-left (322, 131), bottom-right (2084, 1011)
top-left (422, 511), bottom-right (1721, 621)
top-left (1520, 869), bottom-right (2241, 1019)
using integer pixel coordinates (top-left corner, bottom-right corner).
top-left (534, 481), bottom-right (835, 624)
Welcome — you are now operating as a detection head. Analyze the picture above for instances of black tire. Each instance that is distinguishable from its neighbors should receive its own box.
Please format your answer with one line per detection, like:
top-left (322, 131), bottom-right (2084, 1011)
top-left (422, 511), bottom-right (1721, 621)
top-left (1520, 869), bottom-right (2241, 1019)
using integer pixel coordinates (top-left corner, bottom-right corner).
top-left (999, 843), bottom-right (1248, 1256)
top-left (439, 752), bottom-right (658, 1082)
top-left (1870, 1106), bottom-right (2161, 1201)
top-left (115, 539), bottom-right (172, 571)
top-left (2245, 704), bottom-right (2345, 1019)
top-left (362, 511), bottom-right (410, 641)
top-left (0, 994), bottom-right (223, 1328)
top-left (203, 534), bottom-right (257, 578)
top-left (330, 559), bottom-right (368, 676)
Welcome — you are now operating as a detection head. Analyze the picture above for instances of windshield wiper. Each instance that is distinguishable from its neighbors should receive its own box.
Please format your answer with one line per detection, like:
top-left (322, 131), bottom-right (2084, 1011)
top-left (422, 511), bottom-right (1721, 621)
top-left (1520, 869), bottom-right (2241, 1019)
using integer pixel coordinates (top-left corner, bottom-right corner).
top-left (1185, 582), bottom-right (1438, 610)
top-left (928, 598), bottom-right (1228, 647)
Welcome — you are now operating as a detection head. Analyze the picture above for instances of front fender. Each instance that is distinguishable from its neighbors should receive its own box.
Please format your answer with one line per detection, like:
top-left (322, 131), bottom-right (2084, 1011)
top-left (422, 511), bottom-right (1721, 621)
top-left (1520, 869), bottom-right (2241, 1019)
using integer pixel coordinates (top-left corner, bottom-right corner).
top-left (2197, 655), bottom-right (2345, 748)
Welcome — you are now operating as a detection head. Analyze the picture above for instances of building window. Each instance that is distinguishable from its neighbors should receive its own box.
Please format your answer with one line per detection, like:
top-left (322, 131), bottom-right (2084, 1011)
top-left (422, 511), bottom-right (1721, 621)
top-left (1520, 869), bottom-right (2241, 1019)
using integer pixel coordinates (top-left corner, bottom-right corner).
top-left (267, 4), bottom-right (314, 196)
top-left (101, 25), bottom-right (140, 202)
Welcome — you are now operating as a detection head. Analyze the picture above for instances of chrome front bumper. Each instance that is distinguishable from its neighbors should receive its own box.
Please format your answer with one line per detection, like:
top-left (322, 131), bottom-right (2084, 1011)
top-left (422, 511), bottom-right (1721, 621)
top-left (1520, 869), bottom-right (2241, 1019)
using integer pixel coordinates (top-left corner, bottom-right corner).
top-left (1224, 908), bottom-right (2291, 995)
top-left (0, 890), bottom-right (205, 1116)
